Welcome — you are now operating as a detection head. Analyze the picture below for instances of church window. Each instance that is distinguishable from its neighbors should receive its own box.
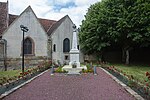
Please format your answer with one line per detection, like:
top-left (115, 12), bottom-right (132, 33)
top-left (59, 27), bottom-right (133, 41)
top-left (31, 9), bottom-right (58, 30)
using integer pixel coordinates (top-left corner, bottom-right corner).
top-left (65, 55), bottom-right (69, 60)
top-left (77, 45), bottom-right (79, 50)
top-left (53, 44), bottom-right (56, 52)
top-left (63, 38), bottom-right (70, 52)
top-left (24, 38), bottom-right (33, 54)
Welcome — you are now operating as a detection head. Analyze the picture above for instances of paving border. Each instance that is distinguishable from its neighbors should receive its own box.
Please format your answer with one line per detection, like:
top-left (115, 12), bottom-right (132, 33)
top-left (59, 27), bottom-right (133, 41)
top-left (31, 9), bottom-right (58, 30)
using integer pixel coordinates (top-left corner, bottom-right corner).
top-left (0, 69), bottom-right (49, 99)
top-left (100, 67), bottom-right (144, 100)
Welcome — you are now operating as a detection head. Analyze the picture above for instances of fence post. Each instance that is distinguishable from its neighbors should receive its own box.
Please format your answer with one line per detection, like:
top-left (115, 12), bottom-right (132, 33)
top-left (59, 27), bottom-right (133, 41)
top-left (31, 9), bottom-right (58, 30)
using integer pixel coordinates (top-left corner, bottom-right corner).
top-left (94, 66), bottom-right (97, 75)
top-left (50, 66), bottom-right (54, 75)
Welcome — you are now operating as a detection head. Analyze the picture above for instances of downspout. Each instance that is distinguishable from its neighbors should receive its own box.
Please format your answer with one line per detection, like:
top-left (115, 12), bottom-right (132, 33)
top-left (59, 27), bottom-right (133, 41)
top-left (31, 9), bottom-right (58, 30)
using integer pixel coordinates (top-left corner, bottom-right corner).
top-left (4, 39), bottom-right (7, 71)
top-left (48, 37), bottom-right (52, 60)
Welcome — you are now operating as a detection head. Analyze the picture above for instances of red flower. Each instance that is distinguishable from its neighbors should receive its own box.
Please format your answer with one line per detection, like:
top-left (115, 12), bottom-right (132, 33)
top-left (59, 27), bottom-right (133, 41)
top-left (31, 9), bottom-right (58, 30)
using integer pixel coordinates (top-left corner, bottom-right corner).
top-left (18, 75), bottom-right (21, 78)
top-left (20, 72), bottom-right (23, 75)
top-left (146, 83), bottom-right (149, 86)
top-left (146, 72), bottom-right (150, 76)
top-left (144, 87), bottom-right (146, 91)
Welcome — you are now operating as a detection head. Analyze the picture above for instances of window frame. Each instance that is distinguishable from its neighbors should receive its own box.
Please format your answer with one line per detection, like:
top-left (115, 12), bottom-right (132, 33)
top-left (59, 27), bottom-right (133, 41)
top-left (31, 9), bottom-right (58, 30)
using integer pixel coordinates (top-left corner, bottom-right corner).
top-left (63, 38), bottom-right (70, 53)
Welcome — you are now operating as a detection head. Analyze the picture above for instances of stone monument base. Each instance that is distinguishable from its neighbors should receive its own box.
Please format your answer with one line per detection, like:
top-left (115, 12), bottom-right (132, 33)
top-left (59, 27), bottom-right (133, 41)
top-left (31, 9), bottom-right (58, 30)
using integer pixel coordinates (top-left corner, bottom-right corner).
top-left (69, 61), bottom-right (80, 68)
top-left (62, 65), bottom-right (87, 75)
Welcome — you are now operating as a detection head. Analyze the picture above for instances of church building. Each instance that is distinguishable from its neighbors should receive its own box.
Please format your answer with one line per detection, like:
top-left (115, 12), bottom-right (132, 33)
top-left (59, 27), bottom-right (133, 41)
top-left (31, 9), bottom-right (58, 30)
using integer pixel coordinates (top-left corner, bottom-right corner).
top-left (0, 1), bottom-right (84, 69)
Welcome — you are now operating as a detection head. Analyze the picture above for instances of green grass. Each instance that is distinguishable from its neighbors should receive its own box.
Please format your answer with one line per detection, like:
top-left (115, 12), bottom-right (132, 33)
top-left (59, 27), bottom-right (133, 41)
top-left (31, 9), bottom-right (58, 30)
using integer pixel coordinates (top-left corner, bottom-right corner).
top-left (108, 64), bottom-right (150, 83)
top-left (0, 70), bottom-right (21, 78)
top-left (0, 70), bottom-right (21, 83)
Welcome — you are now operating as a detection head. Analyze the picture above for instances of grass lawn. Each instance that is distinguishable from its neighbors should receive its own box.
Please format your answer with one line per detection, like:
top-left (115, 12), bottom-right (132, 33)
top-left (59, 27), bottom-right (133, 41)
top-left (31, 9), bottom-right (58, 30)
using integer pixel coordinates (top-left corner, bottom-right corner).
top-left (0, 70), bottom-right (21, 83)
top-left (0, 70), bottom-right (21, 77)
top-left (108, 64), bottom-right (150, 83)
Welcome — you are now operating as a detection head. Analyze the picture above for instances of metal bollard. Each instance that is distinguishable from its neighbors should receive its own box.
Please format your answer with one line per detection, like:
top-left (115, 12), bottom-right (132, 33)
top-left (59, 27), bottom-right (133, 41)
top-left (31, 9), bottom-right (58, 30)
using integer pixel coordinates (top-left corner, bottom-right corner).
top-left (93, 66), bottom-right (97, 75)
top-left (50, 66), bottom-right (54, 75)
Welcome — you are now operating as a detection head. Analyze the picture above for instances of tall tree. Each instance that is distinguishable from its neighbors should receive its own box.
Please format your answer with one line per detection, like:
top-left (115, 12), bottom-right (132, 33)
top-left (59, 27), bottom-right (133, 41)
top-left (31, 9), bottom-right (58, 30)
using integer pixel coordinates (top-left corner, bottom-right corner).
top-left (79, 2), bottom-right (113, 62)
top-left (105, 0), bottom-right (150, 64)
top-left (79, 0), bottom-right (150, 64)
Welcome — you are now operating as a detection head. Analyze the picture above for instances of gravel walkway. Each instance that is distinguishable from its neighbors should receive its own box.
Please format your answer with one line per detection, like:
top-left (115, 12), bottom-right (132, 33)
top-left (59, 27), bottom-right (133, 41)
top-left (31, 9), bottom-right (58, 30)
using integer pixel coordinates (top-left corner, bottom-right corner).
top-left (3, 68), bottom-right (135, 100)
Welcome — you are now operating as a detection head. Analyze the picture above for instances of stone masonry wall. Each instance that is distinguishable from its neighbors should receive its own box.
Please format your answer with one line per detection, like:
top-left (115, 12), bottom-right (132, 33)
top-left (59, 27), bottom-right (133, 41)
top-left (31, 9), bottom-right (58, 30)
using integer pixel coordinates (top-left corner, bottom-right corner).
top-left (0, 56), bottom-right (50, 70)
top-left (0, 2), bottom-right (8, 34)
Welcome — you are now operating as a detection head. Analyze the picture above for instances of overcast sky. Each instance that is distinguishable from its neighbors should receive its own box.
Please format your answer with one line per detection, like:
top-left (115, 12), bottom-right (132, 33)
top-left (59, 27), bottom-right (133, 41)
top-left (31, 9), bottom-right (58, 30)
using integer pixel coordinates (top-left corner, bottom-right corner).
top-left (0, 0), bottom-right (100, 27)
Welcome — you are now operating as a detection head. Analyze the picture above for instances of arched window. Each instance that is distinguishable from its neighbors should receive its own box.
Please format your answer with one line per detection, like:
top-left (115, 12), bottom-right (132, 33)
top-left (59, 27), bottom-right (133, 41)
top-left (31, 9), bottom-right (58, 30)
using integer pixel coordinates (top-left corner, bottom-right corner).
top-left (53, 44), bottom-right (56, 52)
top-left (77, 45), bottom-right (79, 50)
top-left (63, 38), bottom-right (70, 52)
top-left (24, 38), bottom-right (32, 54)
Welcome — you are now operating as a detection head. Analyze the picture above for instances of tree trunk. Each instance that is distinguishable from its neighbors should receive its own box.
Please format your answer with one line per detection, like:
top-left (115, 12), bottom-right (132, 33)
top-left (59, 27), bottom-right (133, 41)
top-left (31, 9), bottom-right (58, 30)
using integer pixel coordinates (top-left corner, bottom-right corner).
top-left (125, 49), bottom-right (129, 65)
top-left (122, 49), bottom-right (125, 63)
top-left (122, 47), bottom-right (131, 65)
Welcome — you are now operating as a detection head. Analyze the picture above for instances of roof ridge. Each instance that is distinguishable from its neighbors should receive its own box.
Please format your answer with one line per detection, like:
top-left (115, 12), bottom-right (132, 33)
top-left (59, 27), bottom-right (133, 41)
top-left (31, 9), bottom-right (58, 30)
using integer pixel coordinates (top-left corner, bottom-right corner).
top-left (8, 14), bottom-right (57, 32)
top-left (47, 15), bottom-right (69, 36)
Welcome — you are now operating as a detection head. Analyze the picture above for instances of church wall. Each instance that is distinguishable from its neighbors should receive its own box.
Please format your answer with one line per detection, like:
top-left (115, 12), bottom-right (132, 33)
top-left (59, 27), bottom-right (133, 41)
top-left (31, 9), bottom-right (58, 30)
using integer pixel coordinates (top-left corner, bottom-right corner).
top-left (51, 17), bottom-right (84, 65)
top-left (2, 7), bottom-right (48, 58)
top-left (1, 7), bottom-right (48, 69)
top-left (51, 17), bottom-right (73, 65)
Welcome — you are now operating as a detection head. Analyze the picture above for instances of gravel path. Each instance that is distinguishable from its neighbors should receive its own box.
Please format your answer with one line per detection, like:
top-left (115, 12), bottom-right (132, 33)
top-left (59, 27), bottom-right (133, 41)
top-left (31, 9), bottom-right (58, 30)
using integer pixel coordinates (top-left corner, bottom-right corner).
top-left (3, 68), bottom-right (135, 100)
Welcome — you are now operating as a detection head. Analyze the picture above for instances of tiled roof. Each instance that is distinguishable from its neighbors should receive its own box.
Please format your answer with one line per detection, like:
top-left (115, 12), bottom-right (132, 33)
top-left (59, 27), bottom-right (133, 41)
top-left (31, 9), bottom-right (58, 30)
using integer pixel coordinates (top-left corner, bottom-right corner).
top-left (38, 18), bottom-right (56, 32)
top-left (47, 15), bottom-right (68, 36)
top-left (0, 1), bottom-right (67, 36)
top-left (9, 14), bottom-right (18, 25)
top-left (0, 2), bottom-right (8, 35)
top-left (8, 14), bottom-right (57, 32)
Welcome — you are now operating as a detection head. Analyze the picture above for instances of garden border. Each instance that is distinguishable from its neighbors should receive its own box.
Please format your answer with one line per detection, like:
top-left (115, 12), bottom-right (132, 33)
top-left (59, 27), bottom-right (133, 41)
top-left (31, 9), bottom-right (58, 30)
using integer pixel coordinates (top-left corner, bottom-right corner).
top-left (0, 69), bottom-right (49, 99)
top-left (100, 67), bottom-right (144, 100)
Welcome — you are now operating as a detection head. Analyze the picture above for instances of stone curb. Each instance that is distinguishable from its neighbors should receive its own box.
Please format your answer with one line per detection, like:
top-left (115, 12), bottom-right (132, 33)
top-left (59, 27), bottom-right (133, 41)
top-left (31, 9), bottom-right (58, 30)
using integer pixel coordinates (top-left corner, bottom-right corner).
top-left (0, 69), bottom-right (49, 99)
top-left (100, 67), bottom-right (144, 100)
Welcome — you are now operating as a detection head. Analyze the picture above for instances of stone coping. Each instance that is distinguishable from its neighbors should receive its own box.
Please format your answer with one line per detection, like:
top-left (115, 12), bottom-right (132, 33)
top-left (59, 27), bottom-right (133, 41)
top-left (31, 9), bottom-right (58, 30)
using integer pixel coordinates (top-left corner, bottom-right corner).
top-left (100, 67), bottom-right (144, 100)
top-left (0, 69), bottom-right (49, 99)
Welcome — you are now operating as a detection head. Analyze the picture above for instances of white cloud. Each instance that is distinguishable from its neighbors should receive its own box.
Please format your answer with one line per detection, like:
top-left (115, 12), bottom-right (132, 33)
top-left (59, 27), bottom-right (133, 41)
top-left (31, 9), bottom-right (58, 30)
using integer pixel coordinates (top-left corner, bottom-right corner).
top-left (75, 0), bottom-right (99, 6)
top-left (0, 0), bottom-right (7, 2)
top-left (0, 0), bottom-right (101, 27)
top-left (52, 0), bottom-right (72, 6)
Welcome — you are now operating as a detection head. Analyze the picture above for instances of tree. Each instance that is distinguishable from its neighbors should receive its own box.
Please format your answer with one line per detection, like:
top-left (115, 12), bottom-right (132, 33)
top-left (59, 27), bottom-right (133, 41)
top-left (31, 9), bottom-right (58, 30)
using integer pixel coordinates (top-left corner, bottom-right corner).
top-left (79, 0), bottom-right (150, 64)
top-left (105, 0), bottom-right (150, 64)
top-left (79, 2), bottom-right (113, 62)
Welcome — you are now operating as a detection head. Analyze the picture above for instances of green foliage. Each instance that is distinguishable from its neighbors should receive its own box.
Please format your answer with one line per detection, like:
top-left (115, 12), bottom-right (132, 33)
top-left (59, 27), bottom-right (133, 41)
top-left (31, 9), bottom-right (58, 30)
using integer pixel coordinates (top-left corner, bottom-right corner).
top-left (108, 63), bottom-right (150, 83)
top-left (86, 64), bottom-right (92, 70)
top-left (54, 66), bottom-right (67, 73)
top-left (0, 70), bottom-right (20, 78)
top-left (0, 70), bottom-right (20, 85)
top-left (79, 2), bottom-right (111, 55)
top-left (43, 61), bottom-right (52, 69)
top-left (79, 0), bottom-right (150, 58)
top-left (82, 64), bottom-right (94, 73)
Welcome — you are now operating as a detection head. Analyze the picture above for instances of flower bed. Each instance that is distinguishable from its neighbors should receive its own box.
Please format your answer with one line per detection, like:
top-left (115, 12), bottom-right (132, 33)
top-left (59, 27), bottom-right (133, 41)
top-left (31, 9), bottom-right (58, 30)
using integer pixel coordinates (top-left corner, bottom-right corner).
top-left (0, 61), bottom-right (52, 95)
top-left (103, 66), bottom-right (150, 100)
top-left (53, 64), bottom-right (94, 74)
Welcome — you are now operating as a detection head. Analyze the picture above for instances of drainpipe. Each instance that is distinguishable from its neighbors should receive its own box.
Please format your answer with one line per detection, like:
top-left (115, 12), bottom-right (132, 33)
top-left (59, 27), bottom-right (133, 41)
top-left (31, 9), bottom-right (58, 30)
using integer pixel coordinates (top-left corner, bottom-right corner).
top-left (4, 39), bottom-right (7, 71)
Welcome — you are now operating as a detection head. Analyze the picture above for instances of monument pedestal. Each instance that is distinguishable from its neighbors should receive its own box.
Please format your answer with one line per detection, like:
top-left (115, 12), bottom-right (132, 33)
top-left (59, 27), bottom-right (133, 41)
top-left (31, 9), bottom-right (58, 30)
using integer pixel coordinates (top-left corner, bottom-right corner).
top-left (69, 49), bottom-right (80, 67)
top-left (62, 65), bottom-right (87, 75)
top-left (62, 24), bottom-right (87, 75)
